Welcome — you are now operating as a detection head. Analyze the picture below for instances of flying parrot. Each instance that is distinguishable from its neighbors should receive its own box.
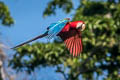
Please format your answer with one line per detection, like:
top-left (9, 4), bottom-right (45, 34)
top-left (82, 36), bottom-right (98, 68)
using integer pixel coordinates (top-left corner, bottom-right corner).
top-left (12, 18), bottom-right (85, 56)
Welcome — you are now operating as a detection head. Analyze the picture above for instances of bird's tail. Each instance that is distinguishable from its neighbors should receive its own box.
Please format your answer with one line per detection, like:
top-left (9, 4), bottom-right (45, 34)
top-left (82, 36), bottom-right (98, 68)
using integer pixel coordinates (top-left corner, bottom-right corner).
top-left (11, 31), bottom-right (48, 49)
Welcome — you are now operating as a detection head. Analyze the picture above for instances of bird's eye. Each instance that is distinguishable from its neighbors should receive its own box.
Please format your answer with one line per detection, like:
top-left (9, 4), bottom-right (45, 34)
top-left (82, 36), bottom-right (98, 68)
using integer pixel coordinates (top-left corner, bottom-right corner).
top-left (76, 23), bottom-right (85, 31)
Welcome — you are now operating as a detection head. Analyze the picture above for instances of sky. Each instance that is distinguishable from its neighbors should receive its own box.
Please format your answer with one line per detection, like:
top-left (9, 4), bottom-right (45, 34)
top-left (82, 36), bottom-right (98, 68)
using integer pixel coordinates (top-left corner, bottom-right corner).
top-left (0, 0), bottom-right (108, 80)
top-left (1, 0), bottom-right (79, 47)
top-left (0, 0), bottom-right (80, 80)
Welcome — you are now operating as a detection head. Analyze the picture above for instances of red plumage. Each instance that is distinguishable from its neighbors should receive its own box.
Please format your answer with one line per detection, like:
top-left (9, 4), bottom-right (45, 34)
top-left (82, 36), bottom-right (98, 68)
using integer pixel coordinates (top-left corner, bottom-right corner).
top-left (60, 21), bottom-right (84, 32)
top-left (58, 21), bottom-right (84, 56)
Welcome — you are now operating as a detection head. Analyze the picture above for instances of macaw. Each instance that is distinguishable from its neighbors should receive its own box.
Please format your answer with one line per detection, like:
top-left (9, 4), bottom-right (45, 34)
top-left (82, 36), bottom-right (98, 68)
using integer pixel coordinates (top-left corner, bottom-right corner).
top-left (12, 18), bottom-right (85, 56)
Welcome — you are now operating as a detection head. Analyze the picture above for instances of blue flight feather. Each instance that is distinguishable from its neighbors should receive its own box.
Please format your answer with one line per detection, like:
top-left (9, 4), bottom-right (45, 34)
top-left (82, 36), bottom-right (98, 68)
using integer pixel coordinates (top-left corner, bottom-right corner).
top-left (46, 19), bottom-right (69, 39)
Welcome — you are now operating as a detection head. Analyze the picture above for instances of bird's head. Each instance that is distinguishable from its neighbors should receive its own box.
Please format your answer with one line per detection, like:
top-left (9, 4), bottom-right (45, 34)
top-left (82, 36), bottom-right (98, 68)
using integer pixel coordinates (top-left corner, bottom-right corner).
top-left (76, 21), bottom-right (85, 31)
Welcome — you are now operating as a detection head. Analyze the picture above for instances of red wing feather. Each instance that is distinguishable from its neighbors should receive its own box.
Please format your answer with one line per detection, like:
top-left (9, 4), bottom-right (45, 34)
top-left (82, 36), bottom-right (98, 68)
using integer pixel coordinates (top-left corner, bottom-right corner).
top-left (59, 29), bottom-right (83, 56)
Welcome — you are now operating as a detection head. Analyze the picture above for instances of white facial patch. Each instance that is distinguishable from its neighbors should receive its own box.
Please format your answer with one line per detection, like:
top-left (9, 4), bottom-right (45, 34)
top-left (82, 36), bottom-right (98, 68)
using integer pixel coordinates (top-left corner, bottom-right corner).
top-left (76, 22), bottom-right (82, 29)
top-left (76, 22), bottom-right (85, 31)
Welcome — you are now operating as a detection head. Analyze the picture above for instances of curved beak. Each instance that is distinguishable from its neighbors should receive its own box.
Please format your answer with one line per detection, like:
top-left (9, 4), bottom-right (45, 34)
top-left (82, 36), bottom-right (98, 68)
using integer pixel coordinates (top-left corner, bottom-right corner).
top-left (80, 24), bottom-right (86, 31)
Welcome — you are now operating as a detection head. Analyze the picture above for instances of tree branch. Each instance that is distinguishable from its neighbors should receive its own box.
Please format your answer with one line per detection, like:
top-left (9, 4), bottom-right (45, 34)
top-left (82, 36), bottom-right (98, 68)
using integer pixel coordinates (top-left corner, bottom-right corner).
top-left (56, 66), bottom-right (68, 80)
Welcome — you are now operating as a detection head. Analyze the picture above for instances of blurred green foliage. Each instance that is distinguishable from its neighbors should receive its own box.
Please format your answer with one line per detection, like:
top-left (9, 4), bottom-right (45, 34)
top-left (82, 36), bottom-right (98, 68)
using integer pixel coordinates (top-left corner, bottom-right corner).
top-left (0, 1), bottom-right (14, 26)
top-left (10, 0), bottom-right (120, 80)
top-left (0, 1), bottom-right (13, 80)
top-left (43, 0), bottom-right (73, 16)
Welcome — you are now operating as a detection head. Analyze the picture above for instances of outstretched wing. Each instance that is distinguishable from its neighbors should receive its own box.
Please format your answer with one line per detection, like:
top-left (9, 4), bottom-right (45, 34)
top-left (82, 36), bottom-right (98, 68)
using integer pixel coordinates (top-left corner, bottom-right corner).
top-left (58, 29), bottom-right (83, 56)
top-left (46, 19), bottom-right (69, 39)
